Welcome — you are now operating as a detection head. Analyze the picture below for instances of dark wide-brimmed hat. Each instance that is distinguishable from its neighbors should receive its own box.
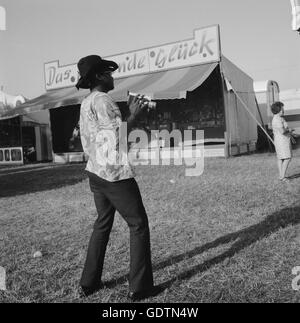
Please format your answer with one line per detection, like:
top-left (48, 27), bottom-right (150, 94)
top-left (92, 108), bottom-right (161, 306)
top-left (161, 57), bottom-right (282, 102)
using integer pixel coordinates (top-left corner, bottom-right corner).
top-left (76, 55), bottom-right (118, 89)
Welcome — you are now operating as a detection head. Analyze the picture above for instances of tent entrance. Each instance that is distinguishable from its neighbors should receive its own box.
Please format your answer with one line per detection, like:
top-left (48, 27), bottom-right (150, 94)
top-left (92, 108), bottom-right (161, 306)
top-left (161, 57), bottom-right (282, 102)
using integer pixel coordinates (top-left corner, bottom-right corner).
top-left (49, 105), bottom-right (82, 154)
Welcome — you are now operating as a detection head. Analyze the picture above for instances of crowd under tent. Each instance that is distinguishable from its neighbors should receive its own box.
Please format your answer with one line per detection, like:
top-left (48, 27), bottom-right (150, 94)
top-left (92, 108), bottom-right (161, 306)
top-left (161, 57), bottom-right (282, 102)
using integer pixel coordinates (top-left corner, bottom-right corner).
top-left (0, 26), bottom-right (259, 163)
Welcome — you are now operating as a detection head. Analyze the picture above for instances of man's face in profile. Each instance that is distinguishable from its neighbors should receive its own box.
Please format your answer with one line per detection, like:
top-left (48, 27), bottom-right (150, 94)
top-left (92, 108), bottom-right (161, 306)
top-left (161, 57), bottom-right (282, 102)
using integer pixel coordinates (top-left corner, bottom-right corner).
top-left (99, 71), bottom-right (114, 92)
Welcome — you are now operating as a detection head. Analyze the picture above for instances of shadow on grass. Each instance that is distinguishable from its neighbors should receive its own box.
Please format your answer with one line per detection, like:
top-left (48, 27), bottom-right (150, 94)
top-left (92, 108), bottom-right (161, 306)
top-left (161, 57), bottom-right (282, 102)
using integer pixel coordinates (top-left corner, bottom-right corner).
top-left (104, 205), bottom-right (300, 290)
top-left (287, 173), bottom-right (300, 180)
top-left (0, 164), bottom-right (87, 198)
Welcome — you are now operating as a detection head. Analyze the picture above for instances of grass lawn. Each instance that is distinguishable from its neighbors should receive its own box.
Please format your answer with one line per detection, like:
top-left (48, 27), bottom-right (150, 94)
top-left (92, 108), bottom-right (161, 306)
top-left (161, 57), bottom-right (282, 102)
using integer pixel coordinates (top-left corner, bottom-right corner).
top-left (0, 151), bottom-right (300, 303)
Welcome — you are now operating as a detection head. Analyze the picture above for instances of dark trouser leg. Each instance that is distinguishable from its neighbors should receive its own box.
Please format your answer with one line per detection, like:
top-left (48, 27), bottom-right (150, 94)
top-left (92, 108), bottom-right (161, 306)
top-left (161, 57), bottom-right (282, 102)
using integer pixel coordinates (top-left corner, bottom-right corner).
top-left (106, 178), bottom-right (154, 293)
top-left (80, 189), bottom-right (116, 288)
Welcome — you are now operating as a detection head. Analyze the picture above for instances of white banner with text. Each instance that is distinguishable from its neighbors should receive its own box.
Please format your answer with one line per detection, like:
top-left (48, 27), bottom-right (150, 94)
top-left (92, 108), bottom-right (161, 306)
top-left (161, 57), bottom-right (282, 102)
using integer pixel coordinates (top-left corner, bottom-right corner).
top-left (44, 25), bottom-right (220, 91)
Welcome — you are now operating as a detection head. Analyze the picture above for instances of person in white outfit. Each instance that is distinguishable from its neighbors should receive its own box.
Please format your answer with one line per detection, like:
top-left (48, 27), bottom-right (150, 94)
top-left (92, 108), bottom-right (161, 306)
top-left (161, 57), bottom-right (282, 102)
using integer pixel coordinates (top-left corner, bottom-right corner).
top-left (271, 101), bottom-right (293, 182)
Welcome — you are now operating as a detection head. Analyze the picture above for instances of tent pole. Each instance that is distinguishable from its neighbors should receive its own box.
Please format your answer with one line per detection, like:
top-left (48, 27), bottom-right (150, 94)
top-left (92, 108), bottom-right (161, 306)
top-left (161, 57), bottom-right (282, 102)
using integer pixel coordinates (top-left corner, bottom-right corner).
top-left (219, 65), bottom-right (230, 158)
top-left (48, 109), bottom-right (55, 162)
top-left (20, 115), bottom-right (23, 164)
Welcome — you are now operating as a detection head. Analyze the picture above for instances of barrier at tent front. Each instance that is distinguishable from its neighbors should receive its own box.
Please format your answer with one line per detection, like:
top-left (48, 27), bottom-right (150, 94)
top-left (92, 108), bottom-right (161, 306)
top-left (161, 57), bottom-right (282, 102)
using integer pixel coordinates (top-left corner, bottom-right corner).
top-left (0, 147), bottom-right (24, 165)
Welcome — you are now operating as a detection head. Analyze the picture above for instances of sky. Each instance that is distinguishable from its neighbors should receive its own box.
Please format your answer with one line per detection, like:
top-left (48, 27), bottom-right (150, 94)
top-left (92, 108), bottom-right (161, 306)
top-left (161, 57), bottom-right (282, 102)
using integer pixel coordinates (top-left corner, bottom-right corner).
top-left (0, 0), bottom-right (300, 99)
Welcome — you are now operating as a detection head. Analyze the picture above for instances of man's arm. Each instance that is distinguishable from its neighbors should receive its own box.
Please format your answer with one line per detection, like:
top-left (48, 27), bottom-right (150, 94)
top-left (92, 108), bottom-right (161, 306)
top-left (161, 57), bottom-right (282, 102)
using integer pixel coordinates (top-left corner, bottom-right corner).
top-left (125, 95), bottom-right (147, 132)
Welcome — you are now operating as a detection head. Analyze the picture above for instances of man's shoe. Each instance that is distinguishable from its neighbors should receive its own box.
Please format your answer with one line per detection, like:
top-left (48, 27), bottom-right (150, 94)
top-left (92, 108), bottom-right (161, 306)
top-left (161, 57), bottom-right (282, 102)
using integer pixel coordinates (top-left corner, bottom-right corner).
top-left (128, 285), bottom-right (164, 301)
top-left (78, 282), bottom-right (104, 298)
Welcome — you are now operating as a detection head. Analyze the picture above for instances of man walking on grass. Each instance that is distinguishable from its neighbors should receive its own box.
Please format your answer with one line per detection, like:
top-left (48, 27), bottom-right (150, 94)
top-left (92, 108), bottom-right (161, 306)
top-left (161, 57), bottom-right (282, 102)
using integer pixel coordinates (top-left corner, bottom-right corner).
top-left (76, 55), bottom-right (162, 301)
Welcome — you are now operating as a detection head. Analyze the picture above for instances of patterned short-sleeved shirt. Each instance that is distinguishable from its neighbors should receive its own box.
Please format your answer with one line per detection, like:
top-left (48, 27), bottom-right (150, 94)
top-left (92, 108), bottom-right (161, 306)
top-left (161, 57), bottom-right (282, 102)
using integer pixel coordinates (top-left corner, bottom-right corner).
top-left (79, 91), bottom-right (134, 182)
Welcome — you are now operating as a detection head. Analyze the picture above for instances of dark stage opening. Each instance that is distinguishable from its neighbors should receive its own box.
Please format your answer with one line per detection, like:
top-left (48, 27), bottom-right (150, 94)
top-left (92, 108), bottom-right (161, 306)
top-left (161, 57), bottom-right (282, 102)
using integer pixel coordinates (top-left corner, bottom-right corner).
top-left (118, 66), bottom-right (225, 147)
top-left (50, 105), bottom-right (82, 154)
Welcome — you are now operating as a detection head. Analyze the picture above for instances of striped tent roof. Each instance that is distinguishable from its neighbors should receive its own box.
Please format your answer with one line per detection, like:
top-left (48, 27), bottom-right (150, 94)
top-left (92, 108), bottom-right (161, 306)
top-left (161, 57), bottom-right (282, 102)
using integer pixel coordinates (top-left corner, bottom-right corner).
top-left (0, 62), bottom-right (217, 120)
